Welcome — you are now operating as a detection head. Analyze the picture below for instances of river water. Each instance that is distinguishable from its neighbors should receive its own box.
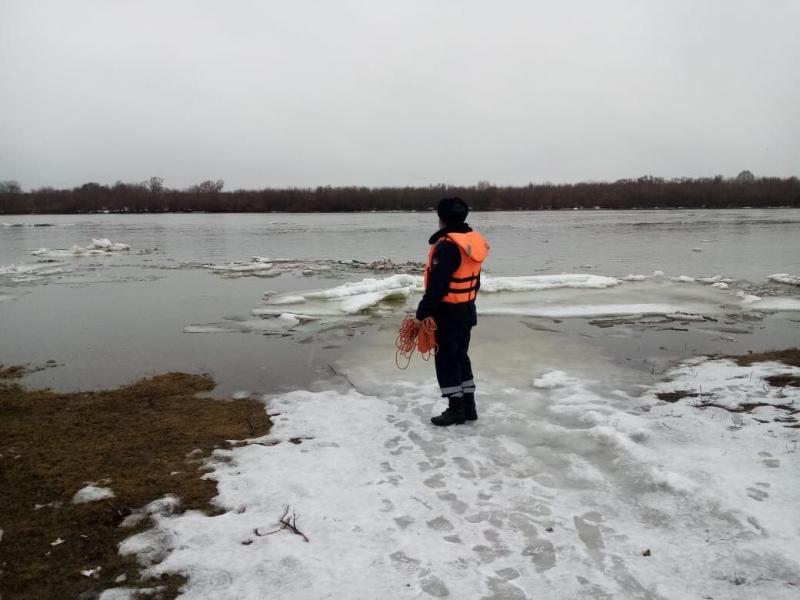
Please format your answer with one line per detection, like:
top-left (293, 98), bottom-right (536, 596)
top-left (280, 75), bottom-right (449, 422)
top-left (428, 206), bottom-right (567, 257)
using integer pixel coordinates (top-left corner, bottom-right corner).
top-left (3, 210), bottom-right (800, 598)
top-left (1, 209), bottom-right (799, 393)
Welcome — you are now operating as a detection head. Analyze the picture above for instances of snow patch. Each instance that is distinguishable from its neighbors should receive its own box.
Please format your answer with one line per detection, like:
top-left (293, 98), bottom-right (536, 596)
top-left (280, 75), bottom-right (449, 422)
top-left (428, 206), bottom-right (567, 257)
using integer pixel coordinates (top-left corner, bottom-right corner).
top-left (72, 485), bottom-right (115, 504)
top-left (532, 370), bottom-right (572, 389)
top-left (652, 357), bottom-right (800, 411)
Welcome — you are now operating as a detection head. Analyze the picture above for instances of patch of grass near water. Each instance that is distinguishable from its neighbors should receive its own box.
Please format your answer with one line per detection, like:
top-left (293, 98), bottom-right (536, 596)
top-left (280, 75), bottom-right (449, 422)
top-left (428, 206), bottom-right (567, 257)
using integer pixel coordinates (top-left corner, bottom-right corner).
top-left (0, 371), bottom-right (270, 600)
top-left (732, 348), bottom-right (800, 368)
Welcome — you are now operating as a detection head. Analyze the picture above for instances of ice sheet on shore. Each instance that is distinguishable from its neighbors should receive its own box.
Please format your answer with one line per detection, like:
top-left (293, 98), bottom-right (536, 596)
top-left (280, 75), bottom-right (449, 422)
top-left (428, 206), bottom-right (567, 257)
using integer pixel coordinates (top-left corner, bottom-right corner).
top-left (479, 273), bottom-right (620, 292)
top-left (247, 272), bottom-right (800, 325)
top-left (480, 303), bottom-right (713, 318)
top-left (116, 357), bottom-right (800, 599)
top-left (257, 273), bottom-right (659, 317)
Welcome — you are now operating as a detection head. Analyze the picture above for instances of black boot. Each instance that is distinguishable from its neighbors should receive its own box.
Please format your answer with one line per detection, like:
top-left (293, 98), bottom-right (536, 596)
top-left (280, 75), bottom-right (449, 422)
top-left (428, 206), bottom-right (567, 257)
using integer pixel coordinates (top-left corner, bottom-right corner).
top-left (463, 392), bottom-right (477, 421)
top-left (431, 396), bottom-right (466, 427)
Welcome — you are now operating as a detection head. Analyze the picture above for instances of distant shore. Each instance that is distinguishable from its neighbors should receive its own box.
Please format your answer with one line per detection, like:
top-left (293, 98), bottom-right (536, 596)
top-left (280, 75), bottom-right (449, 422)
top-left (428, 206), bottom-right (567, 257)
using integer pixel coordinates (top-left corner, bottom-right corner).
top-left (2, 176), bottom-right (798, 214)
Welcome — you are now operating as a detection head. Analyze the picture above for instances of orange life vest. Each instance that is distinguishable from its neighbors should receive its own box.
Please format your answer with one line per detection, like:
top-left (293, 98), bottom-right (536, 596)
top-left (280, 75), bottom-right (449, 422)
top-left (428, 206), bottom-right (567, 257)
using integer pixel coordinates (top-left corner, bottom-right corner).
top-left (424, 231), bottom-right (490, 304)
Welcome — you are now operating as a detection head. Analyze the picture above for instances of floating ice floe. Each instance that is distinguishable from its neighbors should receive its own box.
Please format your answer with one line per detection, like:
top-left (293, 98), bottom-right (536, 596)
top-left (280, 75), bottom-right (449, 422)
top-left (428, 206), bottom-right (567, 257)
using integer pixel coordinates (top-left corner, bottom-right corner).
top-left (622, 270), bottom-right (665, 281)
top-left (205, 257), bottom-right (280, 278)
top-left (623, 272), bottom-right (735, 291)
top-left (665, 312), bottom-right (707, 322)
top-left (114, 357), bottom-right (800, 599)
top-left (769, 273), bottom-right (800, 286)
top-left (736, 291), bottom-right (762, 304)
top-left (31, 238), bottom-right (131, 258)
top-left (204, 257), bottom-right (426, 279)
top-left (71, 485), bottom-right (115, 504)
top-left (0, 262), bottom-right (70, 283)
top-left (696, 274), bottom-right (734, 284)
top-left (746, 297), bottom-right (800, 312)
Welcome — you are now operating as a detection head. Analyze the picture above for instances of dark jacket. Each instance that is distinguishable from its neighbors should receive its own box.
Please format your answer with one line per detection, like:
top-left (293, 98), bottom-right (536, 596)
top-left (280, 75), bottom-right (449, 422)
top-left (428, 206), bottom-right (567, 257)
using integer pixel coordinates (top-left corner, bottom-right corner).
top-left (416, 223), bottom-right (479, 327)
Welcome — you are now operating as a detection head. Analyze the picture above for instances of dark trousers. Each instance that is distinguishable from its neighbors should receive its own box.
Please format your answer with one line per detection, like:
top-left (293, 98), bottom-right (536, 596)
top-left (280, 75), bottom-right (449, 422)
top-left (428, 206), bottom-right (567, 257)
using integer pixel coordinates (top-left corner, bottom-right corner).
top-left (434, 319), bottom-right (475, 398)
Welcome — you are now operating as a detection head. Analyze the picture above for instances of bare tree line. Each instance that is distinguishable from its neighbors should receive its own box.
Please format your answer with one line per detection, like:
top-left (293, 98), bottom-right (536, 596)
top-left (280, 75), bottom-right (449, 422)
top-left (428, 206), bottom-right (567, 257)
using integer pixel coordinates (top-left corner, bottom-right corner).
top-left (0, 173), bottom-right (798, 214)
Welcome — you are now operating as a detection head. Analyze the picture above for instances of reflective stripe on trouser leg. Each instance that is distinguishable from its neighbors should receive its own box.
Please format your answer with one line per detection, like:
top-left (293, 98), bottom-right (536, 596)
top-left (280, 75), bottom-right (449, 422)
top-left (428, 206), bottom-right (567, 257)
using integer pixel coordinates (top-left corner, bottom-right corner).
top-left (462, 379), bottom-right (476, 393)
top-left (440, 385), bottom-right (463, 396)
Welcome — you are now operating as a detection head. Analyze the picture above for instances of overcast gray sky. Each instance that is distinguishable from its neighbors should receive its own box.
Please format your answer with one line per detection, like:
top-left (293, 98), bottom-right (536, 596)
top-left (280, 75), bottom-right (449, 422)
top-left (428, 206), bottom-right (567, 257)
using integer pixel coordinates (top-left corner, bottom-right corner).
top-left (1, 0), bottom-right (798, 190)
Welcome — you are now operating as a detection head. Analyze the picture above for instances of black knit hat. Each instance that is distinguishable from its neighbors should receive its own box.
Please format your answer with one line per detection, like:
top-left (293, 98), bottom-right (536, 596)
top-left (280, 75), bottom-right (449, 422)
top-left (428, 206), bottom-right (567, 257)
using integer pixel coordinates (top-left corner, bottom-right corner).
top-left (437, 197), bottom-right (469, 226)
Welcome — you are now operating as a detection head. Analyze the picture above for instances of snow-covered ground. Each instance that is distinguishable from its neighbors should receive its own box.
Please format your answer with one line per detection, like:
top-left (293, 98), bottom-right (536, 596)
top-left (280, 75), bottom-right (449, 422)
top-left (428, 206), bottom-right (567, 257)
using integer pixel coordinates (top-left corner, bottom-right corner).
top-left (112, 352), bottom-right (800, 599)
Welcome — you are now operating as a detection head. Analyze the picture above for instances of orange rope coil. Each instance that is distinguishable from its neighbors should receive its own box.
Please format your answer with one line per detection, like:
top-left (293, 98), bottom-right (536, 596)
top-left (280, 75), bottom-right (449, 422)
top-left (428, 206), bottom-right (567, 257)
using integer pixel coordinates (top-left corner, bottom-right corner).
top-left (395, 314), bottom-right (437, 369)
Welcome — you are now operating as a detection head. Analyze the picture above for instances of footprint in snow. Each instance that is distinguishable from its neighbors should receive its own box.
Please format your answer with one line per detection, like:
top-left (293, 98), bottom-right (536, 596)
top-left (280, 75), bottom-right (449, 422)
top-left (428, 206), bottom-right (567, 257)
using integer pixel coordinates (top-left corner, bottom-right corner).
top-left (746, 487), bottom-right (769, 501)
top-left (426, 516), bottom-right (454, 532)
top-left (482, 576), bottom-right (529, 600)
top-left (437, 491), bottom-right (469, 514)
top-left (388, 551), bottom-right (450, 597)
top-left (423, 473), bottom-right (447, 489)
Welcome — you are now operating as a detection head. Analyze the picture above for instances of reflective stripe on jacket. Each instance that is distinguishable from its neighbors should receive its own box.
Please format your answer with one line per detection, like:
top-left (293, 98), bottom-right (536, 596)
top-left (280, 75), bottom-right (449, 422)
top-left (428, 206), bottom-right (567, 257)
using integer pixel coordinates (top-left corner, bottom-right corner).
top-left (424, 231), bottom-right (490, 304)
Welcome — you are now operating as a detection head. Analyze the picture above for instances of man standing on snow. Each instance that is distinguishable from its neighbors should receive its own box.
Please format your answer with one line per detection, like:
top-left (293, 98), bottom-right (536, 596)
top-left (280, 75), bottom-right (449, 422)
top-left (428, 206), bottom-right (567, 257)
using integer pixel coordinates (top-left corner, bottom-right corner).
top-left (416, 197), bottom-right (490, 426)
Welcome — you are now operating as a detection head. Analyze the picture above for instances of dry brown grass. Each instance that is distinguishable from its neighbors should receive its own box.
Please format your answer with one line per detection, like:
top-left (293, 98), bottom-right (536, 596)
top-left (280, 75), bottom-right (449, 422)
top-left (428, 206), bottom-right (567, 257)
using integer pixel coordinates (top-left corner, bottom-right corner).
top-left (0, 364), bottom-right (30, 379)
top-left (764, 373), bottom-right (800, 388)
top-left (0, 372), bottom-right (270, 600)
top-left (655, 390), bottom-right (700, 403)
top-left (732, 348), bottom-right (800, 367)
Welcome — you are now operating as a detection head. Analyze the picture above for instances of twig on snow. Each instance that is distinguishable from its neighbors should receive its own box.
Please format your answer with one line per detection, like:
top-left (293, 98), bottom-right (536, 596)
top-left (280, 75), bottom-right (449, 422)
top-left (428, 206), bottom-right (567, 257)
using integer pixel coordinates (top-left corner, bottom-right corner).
top-left (254, 505), bottom-right (310, 542)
